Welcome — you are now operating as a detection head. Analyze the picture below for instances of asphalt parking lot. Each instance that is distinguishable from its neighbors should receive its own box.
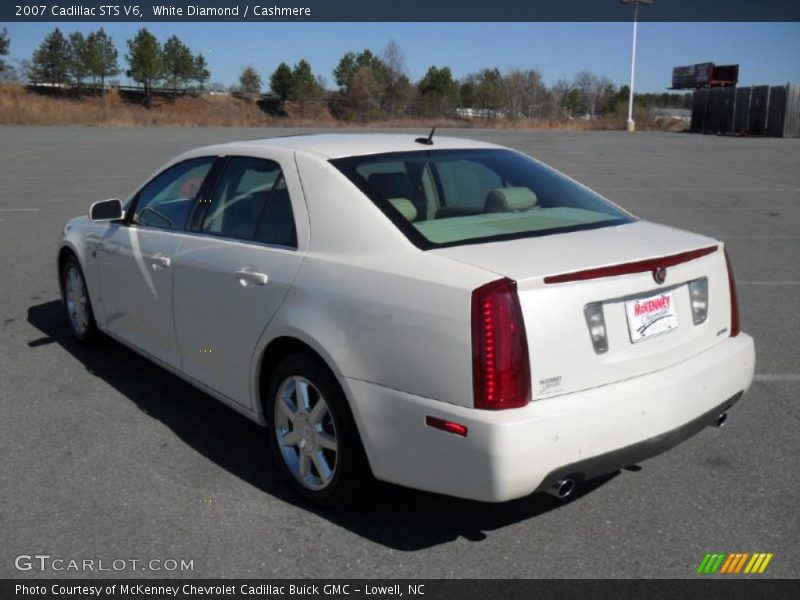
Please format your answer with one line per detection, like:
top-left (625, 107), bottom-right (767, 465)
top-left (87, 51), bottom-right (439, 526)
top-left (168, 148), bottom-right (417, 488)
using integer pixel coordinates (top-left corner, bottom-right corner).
top-left (1, 127), bottom-right (798, 579)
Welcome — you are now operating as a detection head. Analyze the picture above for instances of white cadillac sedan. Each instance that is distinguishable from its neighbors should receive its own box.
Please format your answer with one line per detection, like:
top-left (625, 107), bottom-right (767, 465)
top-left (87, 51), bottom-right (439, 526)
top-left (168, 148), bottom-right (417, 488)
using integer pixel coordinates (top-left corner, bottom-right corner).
top-left (58, 134), bottom-right (755, 506)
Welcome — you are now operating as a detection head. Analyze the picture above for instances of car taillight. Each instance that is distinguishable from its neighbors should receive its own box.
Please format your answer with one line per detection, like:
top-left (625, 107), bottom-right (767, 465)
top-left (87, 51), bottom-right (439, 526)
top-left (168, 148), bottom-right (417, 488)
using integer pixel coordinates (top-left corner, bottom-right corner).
top-left (724, 249), bottom-right (740, 337)
top-left (471, 278), bottom-right (531, 410)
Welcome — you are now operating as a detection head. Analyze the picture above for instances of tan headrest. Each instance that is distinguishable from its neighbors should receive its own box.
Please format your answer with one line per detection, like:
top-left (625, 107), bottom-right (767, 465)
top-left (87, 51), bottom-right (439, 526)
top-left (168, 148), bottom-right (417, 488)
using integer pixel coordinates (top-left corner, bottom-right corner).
top-left (484, 187), bottom-right (538, 213)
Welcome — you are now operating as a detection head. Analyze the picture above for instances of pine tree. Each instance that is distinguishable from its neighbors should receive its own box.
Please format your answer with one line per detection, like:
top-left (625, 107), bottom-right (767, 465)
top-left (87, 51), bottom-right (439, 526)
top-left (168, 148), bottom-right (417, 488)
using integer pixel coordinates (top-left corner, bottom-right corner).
top-left (269, 62), bottom-right (293, 109)
top-left (32, 28), bottom-right (70, 85)
top-left (67, 31), bottom-right (90, 87)
top-left (333, 50), bottom-right (390, 119)
top-left (86, 28), bottom-right (119, 90)
top-left (418, 66), bottom-right (459, 117)
top-left (162, 35), bottom-right (193, 98)
top-left (289, 60), bottom-right (322, 118)
top-left (239, 66), bottom-right (262, 99)
top-left (126, 28), bottom-right (162, 105)
top-left (0, 28), bottom-right (10, 75)
top-left (193, 53), bottom-right (210, 90)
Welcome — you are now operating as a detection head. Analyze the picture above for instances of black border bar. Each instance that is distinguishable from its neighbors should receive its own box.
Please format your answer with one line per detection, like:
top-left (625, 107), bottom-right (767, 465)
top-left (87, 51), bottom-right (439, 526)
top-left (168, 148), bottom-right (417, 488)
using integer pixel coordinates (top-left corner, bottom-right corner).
top-left (3, 0), bottom-right (800, 22)
top-left (2, 579), bottom-right (800, 600)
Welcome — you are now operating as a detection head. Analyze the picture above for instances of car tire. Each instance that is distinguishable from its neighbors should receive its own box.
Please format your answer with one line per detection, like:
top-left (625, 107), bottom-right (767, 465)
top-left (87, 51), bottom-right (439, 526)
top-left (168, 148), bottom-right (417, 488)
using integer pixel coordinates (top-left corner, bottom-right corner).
top-left (266, 353), bottom-right (371, 508)
top-left (61, 254), bottom-right (98, 344)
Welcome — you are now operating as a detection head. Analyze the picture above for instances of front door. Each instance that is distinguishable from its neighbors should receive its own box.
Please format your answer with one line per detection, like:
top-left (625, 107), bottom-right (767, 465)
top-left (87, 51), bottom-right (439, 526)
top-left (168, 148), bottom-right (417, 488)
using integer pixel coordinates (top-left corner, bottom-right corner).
top-left (97, 157), bottom-right (216, 368)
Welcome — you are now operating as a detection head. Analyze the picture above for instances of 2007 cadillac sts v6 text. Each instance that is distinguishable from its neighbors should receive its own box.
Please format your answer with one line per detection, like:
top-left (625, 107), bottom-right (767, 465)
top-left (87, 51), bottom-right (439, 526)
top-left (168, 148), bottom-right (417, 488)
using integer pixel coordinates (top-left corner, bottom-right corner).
top-left (58, 134), bottom-right (755, 506)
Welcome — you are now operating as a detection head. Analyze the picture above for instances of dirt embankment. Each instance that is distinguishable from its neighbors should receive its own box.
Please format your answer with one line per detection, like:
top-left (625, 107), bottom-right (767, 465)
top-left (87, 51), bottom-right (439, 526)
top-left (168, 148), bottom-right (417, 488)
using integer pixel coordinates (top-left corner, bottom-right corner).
top-left (0, 85), bottom-right (679, 130)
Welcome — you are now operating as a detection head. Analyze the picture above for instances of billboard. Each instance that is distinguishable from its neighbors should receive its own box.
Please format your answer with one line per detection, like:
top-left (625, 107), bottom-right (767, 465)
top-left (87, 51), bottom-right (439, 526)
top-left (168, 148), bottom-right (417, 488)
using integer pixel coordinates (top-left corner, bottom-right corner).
top-left (672, 63), bottom-right (738, 89)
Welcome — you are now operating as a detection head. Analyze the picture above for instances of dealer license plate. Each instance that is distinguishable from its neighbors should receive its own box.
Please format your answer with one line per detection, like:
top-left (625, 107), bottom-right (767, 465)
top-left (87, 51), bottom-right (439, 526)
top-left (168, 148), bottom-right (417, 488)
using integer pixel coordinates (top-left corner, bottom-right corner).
top-left (625, 290), bottom-right (678, 343)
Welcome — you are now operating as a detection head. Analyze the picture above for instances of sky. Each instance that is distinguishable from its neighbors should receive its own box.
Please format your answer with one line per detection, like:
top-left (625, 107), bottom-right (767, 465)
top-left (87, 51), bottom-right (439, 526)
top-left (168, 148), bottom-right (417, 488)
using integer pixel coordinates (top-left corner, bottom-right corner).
top-left (4, 22), bottom-right (799, 93)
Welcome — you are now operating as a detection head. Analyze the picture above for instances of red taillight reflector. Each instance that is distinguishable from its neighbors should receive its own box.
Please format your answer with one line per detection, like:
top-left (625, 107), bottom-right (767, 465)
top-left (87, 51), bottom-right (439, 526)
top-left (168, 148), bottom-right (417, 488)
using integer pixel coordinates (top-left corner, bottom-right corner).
top-left (724, 249), bottom-right (741, 337)
top-left (543, 245), bottom-right (718, 284)
top-left (471, 278), bottom-right (531, 410)
top-left (425, 416), bottom-right (468, 437)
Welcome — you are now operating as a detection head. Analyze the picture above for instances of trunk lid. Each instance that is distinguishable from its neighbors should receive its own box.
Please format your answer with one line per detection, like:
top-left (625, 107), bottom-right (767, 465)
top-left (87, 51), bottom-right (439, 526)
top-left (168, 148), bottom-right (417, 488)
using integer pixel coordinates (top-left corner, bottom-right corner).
top-left (433, 221), bottom-right (733, 399)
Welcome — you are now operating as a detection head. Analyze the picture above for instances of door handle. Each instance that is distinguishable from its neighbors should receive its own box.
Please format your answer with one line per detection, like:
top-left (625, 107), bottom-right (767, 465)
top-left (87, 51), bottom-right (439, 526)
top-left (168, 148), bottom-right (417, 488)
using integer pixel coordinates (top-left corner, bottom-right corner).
top-left (235, 268), bottom-right (268, 286)
top-left (146, 254), bottom-right (171, 269)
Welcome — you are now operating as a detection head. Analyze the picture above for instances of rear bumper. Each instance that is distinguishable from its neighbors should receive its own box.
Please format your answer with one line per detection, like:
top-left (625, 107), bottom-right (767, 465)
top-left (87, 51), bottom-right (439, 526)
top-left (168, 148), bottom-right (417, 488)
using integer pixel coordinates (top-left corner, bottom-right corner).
top-left (535, 390), bottom-right (742, 494)
top-left (344, 333), bottom-right (755, 502)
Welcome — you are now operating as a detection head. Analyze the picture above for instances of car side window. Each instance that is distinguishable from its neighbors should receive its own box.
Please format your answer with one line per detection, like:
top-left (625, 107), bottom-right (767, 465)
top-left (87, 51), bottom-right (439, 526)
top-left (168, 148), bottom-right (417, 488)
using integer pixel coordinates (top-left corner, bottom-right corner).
top-left (254, 175), bottom-right (297, 248)
top-left (131, 157), bottom-right (215, 230)
top-left (202, 157), bottom-right (297, 248)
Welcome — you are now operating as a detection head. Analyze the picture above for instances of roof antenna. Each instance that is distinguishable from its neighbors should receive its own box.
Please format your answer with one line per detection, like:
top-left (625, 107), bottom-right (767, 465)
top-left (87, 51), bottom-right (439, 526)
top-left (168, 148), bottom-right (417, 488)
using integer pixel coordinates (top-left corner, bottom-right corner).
top-left (415, 127), bottom-right (435, 146)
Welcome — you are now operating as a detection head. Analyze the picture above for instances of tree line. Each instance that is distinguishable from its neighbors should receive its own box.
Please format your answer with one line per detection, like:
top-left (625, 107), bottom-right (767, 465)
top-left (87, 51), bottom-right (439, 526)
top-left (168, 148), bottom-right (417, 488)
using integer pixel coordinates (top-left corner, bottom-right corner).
top-left (239, 42), bottom-right (690, 121)
top-left (6, 27), bottom-right (209, 104)
top-left (2, 28), bottom-right (690, 119)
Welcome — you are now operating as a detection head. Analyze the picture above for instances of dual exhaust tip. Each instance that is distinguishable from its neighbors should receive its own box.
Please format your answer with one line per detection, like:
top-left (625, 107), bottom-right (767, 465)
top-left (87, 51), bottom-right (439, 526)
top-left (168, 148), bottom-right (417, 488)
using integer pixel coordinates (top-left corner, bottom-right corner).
top-left (545, 411), bottom-right (729, 501)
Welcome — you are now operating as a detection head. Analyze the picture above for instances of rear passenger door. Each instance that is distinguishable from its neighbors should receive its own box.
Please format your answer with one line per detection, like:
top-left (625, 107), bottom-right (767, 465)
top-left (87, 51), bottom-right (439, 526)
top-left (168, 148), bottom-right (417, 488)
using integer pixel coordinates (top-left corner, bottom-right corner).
top-left (171, 152), bottom-right (306, 408)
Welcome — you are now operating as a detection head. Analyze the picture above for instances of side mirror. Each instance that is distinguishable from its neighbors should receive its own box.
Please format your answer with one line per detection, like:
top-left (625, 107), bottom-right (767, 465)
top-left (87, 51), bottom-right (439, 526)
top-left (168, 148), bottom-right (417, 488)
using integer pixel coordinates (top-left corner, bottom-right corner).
top-left (89, 198), bottom-right (123, 222)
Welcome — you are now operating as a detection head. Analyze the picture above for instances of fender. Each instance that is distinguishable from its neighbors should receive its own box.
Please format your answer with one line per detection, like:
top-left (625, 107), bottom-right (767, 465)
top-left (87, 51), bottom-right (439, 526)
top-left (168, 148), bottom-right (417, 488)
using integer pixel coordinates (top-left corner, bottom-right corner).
top-left (58, 219), bottom-right (108, 326)
top-left (250, 321), bottom-right (347, 426)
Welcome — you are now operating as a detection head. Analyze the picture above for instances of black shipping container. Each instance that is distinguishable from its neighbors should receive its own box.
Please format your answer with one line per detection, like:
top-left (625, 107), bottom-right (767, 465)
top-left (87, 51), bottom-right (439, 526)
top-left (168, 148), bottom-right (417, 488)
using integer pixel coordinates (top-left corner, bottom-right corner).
top-left (687, 83), bottom-right (799, 137)
top-left (703, 88), bottom-right (722, 134)
top-left (690, 89), bottom-right (707, 133)
top-left (784, 84), bottom-right (800, 138)
top-left (718, 87), bottom-right (736, 134)
top-left (733, 87), bottom-right (751, 134)
top-left (749, 85), bottom-right (770, 135)
top-left (767, 85), bottom-right (787, 137)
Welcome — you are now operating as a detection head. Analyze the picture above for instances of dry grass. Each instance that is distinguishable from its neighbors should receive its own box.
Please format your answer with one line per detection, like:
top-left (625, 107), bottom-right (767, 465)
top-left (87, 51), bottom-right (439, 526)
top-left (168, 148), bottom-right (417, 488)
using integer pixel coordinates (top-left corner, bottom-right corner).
top-left (0, 84), bottom-right (670, 130)
top-left (0, 84), bottom-right (282, 126)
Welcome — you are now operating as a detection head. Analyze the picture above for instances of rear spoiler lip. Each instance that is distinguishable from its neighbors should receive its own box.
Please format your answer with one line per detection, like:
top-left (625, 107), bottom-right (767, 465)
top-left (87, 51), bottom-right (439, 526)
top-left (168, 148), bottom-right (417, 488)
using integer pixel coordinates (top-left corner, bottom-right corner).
top-left (543, 245), bottom-right (719, 285)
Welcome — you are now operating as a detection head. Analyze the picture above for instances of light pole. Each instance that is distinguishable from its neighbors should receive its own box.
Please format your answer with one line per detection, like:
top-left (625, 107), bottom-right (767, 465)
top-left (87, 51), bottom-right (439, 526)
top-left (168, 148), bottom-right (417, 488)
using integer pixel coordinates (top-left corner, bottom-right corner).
top-left (621, 0), bottom-right (652, 132)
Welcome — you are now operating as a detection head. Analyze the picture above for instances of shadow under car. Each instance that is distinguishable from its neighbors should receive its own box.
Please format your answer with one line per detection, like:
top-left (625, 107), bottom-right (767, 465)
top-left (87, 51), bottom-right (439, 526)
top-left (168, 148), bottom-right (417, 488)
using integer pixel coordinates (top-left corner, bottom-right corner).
top-left (27, 299), bottom-right (617, 551)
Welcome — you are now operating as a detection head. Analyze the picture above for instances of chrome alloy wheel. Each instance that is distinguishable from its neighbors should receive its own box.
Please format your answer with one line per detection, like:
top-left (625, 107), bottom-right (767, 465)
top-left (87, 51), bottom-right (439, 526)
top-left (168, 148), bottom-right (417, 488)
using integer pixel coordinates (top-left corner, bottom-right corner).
top-left (64, 266), bottom-right (89, 337)
top-left (273, 376), bottom-right (338, 491)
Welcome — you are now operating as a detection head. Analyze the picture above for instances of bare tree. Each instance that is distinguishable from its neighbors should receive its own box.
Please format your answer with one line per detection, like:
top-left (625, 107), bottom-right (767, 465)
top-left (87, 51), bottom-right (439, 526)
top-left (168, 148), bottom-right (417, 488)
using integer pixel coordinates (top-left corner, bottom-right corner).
top-left (593, 76), bottom-right (615, 116)
top-left (0, 58), bottom-right (31, 83)
top-left (381, 39), bottom-right (408, 117)
top-left (550, 79), bottom-right (573, 118)
top-left (502, 70), bottom-right (527, 119)
top-left (573, 71), bottom-right (614, 118)
top-left (522, 69), bottom-right (546, 118)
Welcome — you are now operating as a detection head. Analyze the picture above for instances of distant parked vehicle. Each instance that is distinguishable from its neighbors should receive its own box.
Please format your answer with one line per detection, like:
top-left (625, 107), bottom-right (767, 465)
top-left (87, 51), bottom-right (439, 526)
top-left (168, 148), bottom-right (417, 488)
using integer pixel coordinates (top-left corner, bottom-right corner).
top-left (455, 107), bottom-right (506, 119)
top-left (57, 134), bottom-right (754, 506)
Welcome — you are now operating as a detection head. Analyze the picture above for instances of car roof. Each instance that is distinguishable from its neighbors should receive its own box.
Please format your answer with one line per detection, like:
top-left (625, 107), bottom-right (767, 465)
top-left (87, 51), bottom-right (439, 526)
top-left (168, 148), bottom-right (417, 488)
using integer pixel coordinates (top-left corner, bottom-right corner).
top-left (201, 133), bottom-right (504, 160)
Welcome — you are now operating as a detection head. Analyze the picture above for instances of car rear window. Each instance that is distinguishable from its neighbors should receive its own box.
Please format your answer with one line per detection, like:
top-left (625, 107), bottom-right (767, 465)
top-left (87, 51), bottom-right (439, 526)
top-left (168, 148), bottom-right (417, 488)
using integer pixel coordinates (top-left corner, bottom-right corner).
top-left (330, 149), bottom-right (635, 249)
